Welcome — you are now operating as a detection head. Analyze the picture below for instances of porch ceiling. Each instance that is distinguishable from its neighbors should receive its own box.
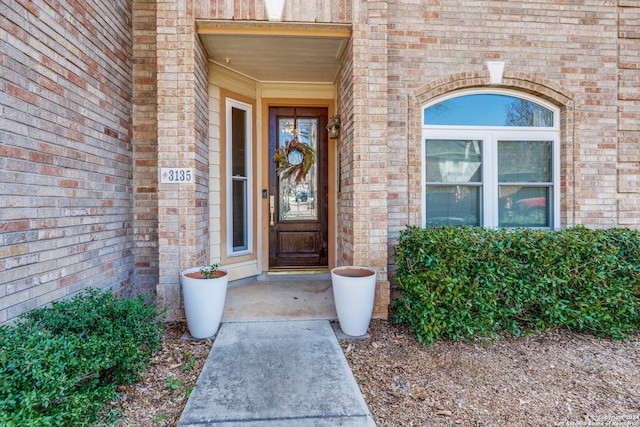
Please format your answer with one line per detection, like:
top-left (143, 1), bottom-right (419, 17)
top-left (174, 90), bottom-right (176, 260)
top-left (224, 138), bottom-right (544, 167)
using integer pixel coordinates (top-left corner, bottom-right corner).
top-left (197, 20), bottom-right (351, 83)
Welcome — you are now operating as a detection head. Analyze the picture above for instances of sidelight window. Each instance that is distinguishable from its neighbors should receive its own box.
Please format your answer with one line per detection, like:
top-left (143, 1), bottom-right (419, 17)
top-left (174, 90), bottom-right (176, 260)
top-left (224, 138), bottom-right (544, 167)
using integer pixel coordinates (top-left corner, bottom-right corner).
top-left (226, 98), bottom-right (252, 255)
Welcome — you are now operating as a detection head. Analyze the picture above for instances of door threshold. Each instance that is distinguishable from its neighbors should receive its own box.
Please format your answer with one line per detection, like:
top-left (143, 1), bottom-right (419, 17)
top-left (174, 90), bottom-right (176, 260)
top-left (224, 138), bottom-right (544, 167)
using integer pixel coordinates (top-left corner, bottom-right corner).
top-left (267, 267), bottom-right (330, 276)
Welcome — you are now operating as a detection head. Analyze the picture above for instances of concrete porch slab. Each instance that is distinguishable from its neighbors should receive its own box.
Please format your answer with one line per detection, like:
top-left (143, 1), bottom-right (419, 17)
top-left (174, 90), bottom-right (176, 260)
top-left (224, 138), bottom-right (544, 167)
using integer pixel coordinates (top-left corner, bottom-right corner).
top-left (222, 279), bottom-right (338, 322)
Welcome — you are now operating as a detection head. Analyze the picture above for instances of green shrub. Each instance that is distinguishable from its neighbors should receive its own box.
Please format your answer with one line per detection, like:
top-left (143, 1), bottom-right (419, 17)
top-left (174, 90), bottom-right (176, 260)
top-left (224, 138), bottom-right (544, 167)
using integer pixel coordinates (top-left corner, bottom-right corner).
top-left (0, 289), bottom-right (163, 426)
top-left (393, 226), bottom-right (640, 344)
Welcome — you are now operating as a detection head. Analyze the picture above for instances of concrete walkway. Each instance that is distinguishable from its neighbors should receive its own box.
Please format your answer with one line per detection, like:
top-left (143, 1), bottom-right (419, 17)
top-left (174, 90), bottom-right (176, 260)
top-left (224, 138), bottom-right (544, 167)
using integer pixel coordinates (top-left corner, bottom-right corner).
top-left (177, 320), bottom-right (376, 426)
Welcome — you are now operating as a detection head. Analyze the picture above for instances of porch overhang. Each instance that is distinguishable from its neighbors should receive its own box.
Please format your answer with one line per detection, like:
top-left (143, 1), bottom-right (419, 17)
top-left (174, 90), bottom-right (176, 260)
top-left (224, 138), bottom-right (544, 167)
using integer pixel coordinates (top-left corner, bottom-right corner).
top-left (196, 20), bottom-right (351, 83)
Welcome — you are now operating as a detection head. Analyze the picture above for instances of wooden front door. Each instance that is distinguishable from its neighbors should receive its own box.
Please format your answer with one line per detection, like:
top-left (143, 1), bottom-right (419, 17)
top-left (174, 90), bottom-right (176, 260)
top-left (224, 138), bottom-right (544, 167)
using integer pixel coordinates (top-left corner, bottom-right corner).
top-left (269, 107), bottom-right (328, 268)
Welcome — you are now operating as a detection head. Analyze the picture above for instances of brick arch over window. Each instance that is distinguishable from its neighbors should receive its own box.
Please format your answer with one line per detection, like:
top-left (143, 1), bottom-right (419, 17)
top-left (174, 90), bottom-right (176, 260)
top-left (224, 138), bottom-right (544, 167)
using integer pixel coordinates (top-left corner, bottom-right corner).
top-left (408, 72), bottom-right (578, 227)
top-left (415, 71), bottom-right (574, 107)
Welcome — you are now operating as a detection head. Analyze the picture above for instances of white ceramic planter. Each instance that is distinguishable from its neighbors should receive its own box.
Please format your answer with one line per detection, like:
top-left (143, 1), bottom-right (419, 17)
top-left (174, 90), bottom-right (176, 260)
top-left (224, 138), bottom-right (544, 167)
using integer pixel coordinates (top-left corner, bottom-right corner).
top-left (331, 266), bottom-right (377, 336)
top-left (181, 266), bottom-right (229, 339)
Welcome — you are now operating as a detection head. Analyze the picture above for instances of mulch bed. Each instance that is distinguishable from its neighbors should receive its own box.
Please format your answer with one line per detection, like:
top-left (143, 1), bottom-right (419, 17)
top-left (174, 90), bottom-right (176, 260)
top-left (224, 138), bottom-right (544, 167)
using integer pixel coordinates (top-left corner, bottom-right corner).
top-left (343, 320), bottom-right (640, 427)
top-left (113, 322), bottom-right (213, 426)
top-left (115, 320), bottom-right (640, 426)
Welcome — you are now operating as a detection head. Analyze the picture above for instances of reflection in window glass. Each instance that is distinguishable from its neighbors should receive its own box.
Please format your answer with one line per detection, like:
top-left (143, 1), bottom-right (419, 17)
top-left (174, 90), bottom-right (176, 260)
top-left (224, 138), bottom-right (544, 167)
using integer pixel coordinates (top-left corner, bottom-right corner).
top-left (498, 141), bottom-right (551, 182)
top-left (232, 180), bottom-right (247, 251)
top-left (425, 94), bottom-right (554, 127)
top-left (426, 140), bottom-right (482, 182)
top-left (231, 107), bottom-right (248, 252)
top-left (278, 117), bottom-right (318, 221)
top-left (498, 140), bottom-right (551, 227)
top-left (231, 108), bottom-right (247, 177)
top-left (425, 139), bottom-right (482, 225)
top-left (499, 186), bottom-right (549, 227)
top-left (425, 186), bottom-right (480, 226)
top-left (423, 92), bottom-right (558, 229)
top-left (226, 98), bottom-right (252, 255)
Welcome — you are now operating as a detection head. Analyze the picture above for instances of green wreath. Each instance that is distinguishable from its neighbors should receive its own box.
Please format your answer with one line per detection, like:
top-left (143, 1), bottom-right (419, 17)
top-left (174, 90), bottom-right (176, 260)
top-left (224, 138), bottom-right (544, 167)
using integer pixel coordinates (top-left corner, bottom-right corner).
top-left (273, 137), bottom-right (316, 185)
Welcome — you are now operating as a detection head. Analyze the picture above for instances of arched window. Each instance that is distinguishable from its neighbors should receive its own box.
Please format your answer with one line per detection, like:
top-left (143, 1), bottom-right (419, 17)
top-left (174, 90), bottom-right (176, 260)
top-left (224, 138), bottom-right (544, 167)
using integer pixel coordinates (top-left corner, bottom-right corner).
top-left (422, 90), bottom-right (560, 228)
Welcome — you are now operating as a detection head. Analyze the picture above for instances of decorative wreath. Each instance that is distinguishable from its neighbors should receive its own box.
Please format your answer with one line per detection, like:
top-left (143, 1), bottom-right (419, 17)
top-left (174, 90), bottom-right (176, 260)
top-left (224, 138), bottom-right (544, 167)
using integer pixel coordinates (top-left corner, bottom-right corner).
top-left (273, 136), bottom-right (316, 185)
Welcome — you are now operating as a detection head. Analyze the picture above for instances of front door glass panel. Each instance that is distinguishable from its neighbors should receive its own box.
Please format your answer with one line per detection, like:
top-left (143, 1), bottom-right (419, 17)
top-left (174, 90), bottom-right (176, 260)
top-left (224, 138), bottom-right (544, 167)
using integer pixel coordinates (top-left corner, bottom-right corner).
top-left (277, 117), bottom-right (318, 221)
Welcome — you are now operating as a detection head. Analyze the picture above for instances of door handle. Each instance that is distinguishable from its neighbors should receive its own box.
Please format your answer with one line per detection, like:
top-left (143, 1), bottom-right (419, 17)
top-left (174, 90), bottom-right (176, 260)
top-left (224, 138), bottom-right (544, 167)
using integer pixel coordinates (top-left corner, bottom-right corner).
top-left (269, 195), bottom-right (275, 226)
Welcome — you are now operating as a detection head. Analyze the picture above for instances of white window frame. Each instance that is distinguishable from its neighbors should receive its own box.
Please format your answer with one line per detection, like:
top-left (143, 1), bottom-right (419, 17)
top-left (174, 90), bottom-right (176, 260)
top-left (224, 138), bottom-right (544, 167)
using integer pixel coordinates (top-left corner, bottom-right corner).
top-left (226, 98), bottom-right (253, 256)
top-left (421, 89), bottom-right (560, 229)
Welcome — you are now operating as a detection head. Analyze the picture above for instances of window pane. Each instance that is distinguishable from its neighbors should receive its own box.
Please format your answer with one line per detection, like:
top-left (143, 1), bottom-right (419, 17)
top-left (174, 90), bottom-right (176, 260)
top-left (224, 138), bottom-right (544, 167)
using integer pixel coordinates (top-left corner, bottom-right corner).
top-left (426, 139), bottom-right (482, 182)
top-left (424, 94), bottom-right (554, 127)
top-left (226, 99), bottom-right (252, 256)
top-left (499, 186), bottom-right (549, 227)
top-left (425, 185), bottom-right (480, 226)
top-left (232, 179), bottom-right (247, 251)
top-left (231, 107), bottom-right (247, 177)
top-left (498, 140), bottom-right (551, 182)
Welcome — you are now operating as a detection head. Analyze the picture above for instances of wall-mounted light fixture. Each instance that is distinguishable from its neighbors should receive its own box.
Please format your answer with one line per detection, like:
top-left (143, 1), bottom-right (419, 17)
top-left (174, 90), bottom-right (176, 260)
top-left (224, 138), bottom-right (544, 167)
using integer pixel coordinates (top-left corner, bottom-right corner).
top-left (326, 114), bottom-right (341, 139)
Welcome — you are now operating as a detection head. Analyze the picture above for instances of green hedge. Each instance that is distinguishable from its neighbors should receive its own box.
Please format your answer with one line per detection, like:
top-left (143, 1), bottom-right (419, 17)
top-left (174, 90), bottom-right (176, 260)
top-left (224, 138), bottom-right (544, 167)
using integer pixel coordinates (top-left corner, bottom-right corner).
top-left (393, 226), bottom-right (640, 344)
top-left (0, 289), bottom-right (163, 426)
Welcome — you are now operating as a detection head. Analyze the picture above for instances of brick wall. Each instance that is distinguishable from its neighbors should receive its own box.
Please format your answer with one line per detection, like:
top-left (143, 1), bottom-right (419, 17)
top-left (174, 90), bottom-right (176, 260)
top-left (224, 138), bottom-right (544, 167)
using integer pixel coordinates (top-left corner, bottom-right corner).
top-left (133, 0), bottom-right (160, 295)
top-left (385, 0), bottom-right (629, 239)
top-left (154, 0), bottom-right (211, 320)
top-left (336, 0), bottom-right (391, 318)
top-left (337, 40), bottom-right (355, 268)
top-left (192, 0), bottom-right (352, 22)
top-left (617, 0), bottom-right (640, 226)
top-left (1, 0), bottom-right (134, 323)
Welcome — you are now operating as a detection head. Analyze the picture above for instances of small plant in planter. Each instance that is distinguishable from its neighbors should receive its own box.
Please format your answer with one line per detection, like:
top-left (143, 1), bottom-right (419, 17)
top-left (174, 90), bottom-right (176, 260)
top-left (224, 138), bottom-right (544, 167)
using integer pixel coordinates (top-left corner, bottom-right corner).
top-left (181, 262), bottom-right (229, 339)
top-left (183, 263), bottom-right (225, 279)
top-left (200, 263), bottom-right (221, 279)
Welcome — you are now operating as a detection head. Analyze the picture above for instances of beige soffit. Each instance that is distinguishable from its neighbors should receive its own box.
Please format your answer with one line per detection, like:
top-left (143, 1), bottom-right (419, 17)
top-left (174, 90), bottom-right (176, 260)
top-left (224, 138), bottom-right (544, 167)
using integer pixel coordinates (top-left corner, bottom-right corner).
top-left (197, 20), bottom-right (352, 84)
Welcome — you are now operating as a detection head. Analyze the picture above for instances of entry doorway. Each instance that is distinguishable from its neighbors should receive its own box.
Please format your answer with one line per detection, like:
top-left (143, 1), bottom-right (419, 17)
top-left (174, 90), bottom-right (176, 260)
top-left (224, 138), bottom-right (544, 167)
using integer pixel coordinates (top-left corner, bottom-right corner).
top-left (268, 107), bottom-right (329, 268)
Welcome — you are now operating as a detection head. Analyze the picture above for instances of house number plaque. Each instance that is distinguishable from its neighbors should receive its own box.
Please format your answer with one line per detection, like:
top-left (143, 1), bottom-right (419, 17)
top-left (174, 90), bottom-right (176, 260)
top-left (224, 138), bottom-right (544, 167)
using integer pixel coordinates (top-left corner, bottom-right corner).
top-left (160, 168), bottom-right (194, 184)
